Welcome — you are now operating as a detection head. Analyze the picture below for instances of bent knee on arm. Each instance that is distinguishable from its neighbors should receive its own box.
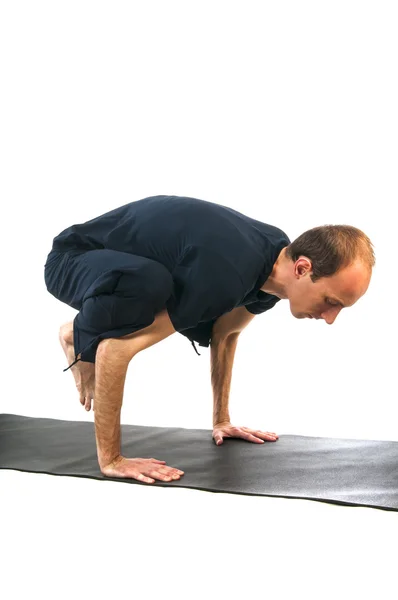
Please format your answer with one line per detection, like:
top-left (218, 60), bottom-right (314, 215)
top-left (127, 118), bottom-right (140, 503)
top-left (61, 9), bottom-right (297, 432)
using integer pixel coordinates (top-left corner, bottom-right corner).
top-left (98, 309), bottom-right (176, 361)
top-left (96, 337), bottom-right (133, 367)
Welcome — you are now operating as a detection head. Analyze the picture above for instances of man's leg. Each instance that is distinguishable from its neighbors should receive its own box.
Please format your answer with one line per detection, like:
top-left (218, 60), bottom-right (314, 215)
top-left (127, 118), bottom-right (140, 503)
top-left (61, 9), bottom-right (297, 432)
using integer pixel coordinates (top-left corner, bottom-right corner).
top-left (58, 300), bottom-right (175, 411)
top-left (59, 321), bottom-right (95, 410)
top-left (45, 248), bottom-right (175, 411)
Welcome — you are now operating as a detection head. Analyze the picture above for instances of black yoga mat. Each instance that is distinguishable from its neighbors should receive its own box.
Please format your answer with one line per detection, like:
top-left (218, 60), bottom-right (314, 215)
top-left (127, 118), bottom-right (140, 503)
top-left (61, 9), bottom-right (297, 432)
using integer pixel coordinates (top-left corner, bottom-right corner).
top-left (1, 413), bottom-right (397, 512)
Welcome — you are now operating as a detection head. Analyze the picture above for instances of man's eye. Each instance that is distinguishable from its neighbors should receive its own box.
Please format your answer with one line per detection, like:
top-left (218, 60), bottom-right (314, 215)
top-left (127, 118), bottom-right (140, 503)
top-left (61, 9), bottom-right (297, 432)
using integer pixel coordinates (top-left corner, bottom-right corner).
top-left (326, 298), bottom-right (337, 306)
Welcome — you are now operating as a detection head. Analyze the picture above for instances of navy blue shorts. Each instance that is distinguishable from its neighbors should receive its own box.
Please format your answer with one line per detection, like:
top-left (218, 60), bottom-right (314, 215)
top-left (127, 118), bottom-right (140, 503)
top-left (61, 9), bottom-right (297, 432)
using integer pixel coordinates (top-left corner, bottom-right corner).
top-left (44, 248), bottom-right (174, 366)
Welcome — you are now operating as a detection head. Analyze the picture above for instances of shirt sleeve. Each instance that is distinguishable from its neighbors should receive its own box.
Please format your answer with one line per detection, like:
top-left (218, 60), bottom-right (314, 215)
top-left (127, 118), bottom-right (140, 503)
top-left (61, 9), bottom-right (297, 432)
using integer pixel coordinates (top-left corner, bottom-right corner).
top-left (166, 244), bottom-right (244, 334)
top-left (245, 292), bottom-right (281, 315)
top-left (178, 319), bottom-right (217, 348)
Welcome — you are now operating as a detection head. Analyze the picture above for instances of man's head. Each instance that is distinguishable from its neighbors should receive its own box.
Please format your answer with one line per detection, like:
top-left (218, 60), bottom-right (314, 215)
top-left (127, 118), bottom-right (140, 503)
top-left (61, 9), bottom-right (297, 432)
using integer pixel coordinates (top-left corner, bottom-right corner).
top-left (264, 225), bottom-right (375, 324)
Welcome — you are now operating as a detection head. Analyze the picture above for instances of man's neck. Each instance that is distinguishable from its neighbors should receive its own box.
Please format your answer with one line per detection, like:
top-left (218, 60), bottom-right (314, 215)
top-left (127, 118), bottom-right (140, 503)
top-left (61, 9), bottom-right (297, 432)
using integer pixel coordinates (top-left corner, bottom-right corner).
top-left (259, 247), bottom-right (289, 299)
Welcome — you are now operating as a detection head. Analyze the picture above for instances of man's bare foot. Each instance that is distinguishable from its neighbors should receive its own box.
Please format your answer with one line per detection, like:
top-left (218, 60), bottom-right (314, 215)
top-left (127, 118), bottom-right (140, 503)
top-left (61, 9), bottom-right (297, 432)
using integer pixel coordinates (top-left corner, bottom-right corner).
top-left (59, 322), bottom-right (96, 411)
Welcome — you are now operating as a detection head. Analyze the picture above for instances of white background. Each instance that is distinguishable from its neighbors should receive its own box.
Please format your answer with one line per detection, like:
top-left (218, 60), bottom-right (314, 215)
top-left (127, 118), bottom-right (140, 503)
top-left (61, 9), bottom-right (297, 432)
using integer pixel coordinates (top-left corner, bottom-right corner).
top-left (1, 1), bottom-right (397, 599)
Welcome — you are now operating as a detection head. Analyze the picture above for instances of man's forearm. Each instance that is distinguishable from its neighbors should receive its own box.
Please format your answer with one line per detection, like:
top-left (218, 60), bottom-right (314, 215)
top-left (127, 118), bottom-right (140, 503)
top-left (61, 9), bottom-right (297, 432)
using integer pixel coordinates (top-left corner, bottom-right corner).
top-left (210, 333), bottom-right (239, 426)
top-left (94, 340), bottom-right (130, 470)
top-left (93, 309), bottom-right (176, 470)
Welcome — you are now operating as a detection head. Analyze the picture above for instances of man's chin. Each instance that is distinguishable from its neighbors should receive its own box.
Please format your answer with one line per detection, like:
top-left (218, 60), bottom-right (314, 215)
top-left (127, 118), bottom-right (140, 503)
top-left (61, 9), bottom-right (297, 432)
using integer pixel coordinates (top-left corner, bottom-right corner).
top-left (292, 311), bottom-right (308, 319)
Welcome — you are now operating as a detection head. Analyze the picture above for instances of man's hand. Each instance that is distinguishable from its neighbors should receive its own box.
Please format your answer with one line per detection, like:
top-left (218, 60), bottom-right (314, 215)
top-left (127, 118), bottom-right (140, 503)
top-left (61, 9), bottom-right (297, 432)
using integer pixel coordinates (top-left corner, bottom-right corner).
top-left (101, 456), bottom-right (185, 484)
top-left (213, 422), bottom-right (279, 445)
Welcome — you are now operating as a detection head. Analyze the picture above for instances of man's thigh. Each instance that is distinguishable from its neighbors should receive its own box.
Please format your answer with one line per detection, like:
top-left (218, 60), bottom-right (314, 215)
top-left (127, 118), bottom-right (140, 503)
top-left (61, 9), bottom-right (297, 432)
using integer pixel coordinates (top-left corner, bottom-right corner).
top-left (97, 308), bottom-right (176, 361)
top-left (46, 248), bottom-right (175, 365)
top-left (46, 249), bottom-right (167, 310)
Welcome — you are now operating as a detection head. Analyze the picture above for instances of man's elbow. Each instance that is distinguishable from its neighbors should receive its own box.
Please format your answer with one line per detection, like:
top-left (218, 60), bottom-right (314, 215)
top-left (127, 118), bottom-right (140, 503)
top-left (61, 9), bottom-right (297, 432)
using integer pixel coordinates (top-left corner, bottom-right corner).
top-left (210, 330), bottom-right (240, 347)
top-left (211, 306), bottom-right (255, 343)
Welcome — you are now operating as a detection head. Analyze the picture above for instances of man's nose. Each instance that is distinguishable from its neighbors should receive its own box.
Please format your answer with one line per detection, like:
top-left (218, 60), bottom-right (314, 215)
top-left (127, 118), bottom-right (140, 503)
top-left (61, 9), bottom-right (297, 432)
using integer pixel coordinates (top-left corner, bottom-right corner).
top-left (321, 306), bottom-right (342, 324)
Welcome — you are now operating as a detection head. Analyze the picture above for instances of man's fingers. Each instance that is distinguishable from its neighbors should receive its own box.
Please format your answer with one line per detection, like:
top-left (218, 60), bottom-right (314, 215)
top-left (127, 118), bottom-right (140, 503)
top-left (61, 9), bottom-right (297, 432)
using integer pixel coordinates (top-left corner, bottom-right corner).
top-left (244, 433), bottom-right (265, 443)
top-left (137, 473), bottom-right (155, 484)
top-left (102, 458), bottom-right (184, 484)
top-left (157, 467), bottom-right (183, 480)
top-left (241, 428), bottom-right (279, 441)
top-left (135, 469), bottom-right (183, 484)
top-left (147, 472), bottom-right (181, 482)
top-left (150, 471), bottom-right (172, 481)
top-left (229, 427), bottom-right (261, 443)
top-left (213, 426), bottom-right (278, 445)
top-left (256, 432), bottom-right (278, 441)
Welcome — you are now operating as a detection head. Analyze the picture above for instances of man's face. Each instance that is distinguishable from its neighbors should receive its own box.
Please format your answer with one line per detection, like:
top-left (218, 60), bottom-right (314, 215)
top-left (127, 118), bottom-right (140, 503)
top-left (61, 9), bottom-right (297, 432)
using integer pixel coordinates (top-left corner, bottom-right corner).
top-left (289, 258), bottom-right (371, 324)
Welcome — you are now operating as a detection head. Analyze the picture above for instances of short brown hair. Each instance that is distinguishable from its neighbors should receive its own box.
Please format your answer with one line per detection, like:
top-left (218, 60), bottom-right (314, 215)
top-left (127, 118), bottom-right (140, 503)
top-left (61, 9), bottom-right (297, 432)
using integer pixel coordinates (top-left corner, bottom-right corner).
top-left (285, 225), bottom-right (375, 282)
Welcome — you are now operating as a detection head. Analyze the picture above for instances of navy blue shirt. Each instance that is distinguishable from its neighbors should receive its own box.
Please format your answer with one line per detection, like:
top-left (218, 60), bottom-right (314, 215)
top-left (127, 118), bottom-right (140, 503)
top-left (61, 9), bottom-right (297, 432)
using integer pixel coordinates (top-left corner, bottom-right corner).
top-left (52, 195), bottom-right (290, 348)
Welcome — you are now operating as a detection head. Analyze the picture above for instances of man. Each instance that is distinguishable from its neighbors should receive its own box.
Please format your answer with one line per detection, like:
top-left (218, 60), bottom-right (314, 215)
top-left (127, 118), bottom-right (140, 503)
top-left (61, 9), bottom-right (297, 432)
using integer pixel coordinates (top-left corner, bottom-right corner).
top-left (44, 195), bottom-right (375, 484)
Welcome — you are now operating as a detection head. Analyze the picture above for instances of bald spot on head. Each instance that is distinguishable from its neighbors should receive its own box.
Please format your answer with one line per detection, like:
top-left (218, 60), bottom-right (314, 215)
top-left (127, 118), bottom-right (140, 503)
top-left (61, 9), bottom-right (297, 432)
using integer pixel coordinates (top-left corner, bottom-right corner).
top-left (324, 260), bottom-right (371, 308)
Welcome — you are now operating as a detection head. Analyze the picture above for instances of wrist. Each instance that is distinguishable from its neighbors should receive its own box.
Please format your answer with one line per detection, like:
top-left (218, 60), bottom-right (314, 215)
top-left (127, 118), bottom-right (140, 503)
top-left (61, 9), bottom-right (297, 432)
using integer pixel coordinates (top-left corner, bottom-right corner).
top-left (98, 453), bottom-right (123, 471)
top-left (213, 419), bottom-right (231, 428)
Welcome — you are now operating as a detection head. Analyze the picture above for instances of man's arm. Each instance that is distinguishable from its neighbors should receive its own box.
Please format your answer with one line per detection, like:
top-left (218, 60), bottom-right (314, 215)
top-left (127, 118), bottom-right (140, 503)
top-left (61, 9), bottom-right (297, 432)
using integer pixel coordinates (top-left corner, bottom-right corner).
top-left (210, 306), bottom-right (278, 445)
top-left (94, 309), bottom-right (185, 482)
top-left (210, 307), bottom-right (255, 426)
top-left (212, 306), bottom-right (256, 340)
top-left (210, 334), bottom-right (239, 426)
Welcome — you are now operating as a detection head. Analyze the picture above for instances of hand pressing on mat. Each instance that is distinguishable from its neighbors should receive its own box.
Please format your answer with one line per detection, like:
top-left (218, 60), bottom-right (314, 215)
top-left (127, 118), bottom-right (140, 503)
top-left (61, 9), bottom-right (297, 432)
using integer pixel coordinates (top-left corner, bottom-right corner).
top-left (213, 422), bottom-right (279, 445)
top-left (100, 456), bottom-right (184, 484)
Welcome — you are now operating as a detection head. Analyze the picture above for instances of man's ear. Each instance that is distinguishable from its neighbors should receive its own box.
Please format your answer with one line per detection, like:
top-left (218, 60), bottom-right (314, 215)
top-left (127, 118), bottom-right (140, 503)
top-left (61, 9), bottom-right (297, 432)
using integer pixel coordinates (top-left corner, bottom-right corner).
top-left (295, 256), bottom-right (312, 277)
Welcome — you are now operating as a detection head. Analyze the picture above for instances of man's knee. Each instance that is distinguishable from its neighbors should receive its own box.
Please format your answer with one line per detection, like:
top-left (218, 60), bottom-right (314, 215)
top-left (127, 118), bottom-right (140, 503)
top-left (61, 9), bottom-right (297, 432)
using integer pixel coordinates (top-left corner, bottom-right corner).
top-left (97, 308), bottom-right (176, 361)
top-left (75, 260), bottom-right (176, 364)
top-left (96, 336), bottom-right (132, 364)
